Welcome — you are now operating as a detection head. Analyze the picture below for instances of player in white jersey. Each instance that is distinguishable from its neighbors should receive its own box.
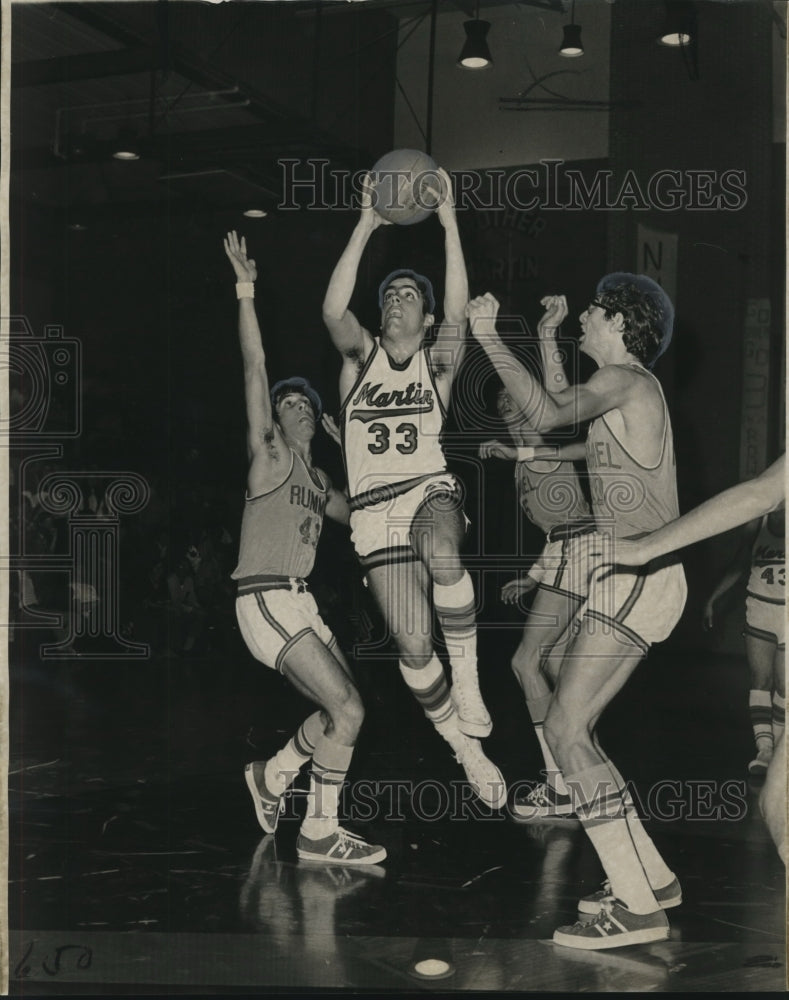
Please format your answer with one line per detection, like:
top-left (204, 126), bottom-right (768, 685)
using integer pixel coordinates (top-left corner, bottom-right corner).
top-left (702, 507), bottom-right (785, 775)
top-left (225, 231), bottom-right (385, 866)
top-left (469, 274), bottom-right (686, 950)
top-left (322, 168), bottom-right (506, 811)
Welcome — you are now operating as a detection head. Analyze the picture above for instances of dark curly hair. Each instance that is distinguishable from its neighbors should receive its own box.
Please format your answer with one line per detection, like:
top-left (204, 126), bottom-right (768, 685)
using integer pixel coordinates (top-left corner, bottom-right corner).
top-left (595, 273), bottom-right (674, 368)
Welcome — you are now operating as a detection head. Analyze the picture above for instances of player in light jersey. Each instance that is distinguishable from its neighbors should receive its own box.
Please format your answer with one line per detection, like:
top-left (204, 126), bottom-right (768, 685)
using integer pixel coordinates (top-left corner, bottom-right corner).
top-left (225, 231), bottom-right (385, 866)
top-left (702, 508), bottom-right (785, 774)
top-left (587, 453), bottom-right (786, 863)
top-left (478, 296), bottom-right (595, 821)
top-left (468, 274), bottom-right (686, 950)
top-left (322, 168), bottom-right (506, 810)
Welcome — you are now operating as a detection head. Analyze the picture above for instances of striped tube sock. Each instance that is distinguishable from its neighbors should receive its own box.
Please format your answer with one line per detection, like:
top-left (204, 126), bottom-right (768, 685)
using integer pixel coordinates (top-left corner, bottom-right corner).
top-left (749, 689), bottom-right (774, 751)
top-left (300, 735), bottom-right (353, 841)
top-left (526, 694), bottom-right (568, 796)
top-left (772, 692), bottom-right (786, 744)
top-left (264, 711), bottom-right (325, 793)
top-left (433, 574), bottom-right (478, 682)
top-left (399, 656), bottom-right (454, 726)
top-left (566, 762), bottom-right (659, 914)
top-left (606, 761), bottom-right (674, 891)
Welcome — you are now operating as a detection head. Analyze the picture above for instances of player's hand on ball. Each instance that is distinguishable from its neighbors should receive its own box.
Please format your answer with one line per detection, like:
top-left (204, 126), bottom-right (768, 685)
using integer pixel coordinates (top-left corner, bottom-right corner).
top-left (321, 414), bottom-right (342, 447)
top-left (479, 439), bottom-right (517, 461)
top-left (360, 172), bottom-right (393, 231)
top-left (501, 577), bottom-right (537, 604)
top-left (466, 293), bottom-right (500, 341)
top-left (224, 230), bottom-right (257, 282)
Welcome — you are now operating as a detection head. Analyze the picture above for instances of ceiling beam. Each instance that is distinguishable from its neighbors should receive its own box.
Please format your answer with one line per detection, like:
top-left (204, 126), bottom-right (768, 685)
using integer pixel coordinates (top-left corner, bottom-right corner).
top-left (12, 47), bottom-right (156, 88)
top-left (58, 1), bottom-right (367, 167)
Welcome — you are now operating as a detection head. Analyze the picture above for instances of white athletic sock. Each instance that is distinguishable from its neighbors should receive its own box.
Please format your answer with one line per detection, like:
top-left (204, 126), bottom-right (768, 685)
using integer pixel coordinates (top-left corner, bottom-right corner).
top-left (566, 762), bottom-right (659, 914)
top-left (433, 574), bottom-right (478, 680)
top-left (300, 735), bottom-right (353, 841)
top-left (607, 761), bottom-right (674, 890)
top-left (526, 693), bottom-right (568, 795)
top-left (399, 656), bottom-right (454, 726)
top-left (772, 692), bottom-right (785, 744)
top-left (750, 689), bottom-right (774, 751)
top-left (264, 711), bottom-right (324, 793)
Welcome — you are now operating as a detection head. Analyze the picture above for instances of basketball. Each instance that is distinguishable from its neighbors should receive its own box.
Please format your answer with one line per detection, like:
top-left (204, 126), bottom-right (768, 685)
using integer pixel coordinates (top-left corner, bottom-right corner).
top-left (368, 148), bottom-right (445, 226)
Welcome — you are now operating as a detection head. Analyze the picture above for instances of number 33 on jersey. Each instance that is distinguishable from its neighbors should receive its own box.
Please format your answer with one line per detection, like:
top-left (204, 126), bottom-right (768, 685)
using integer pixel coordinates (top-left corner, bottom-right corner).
top-left (341, 342), bottom-right (448, 502)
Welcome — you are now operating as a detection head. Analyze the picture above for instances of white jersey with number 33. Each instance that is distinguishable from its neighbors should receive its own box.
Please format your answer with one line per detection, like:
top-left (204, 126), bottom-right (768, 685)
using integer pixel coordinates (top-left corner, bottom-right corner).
top-left (340, 340), bottom-right (447, 504)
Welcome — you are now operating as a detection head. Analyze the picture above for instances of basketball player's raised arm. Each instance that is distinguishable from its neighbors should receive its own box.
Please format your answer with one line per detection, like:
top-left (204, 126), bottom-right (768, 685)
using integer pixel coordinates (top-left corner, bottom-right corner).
top-left (537, 295), bottom-right (572, 395)
top-left (322, 173), bottom-right (387, 358)
top-left (431, 168), bottom-right (469, 376)
top-left (607, 454), bottom-right (786, 567)
top-left (223, 231), bottom-right (284, 490)
top-left (467, 293), bottom-right (632, 433)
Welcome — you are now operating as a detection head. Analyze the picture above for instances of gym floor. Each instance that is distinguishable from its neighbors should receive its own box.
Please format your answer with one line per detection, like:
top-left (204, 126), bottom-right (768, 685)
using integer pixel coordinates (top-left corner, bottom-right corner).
top-left (8, 624), bottom-right (786, 995)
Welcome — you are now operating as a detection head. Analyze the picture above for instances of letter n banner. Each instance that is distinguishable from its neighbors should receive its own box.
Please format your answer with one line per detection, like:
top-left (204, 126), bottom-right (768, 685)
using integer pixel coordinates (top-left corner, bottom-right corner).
top-left (637, 224), bottom-right (678, 306)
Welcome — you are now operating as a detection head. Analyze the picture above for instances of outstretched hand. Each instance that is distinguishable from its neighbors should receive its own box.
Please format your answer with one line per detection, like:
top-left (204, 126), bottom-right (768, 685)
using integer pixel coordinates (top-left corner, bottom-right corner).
top-left (466, 293), bottom-right (500, 341)
top-left (224, 230), bottom-right (257, 283)
top-left (501, 577), bottom-right (538, 604)
top-left (538, 294), bottom-right (568, 333)
top-left (321, 413), bottom-right (342, 448)
top-left (479, 439), bottom-right (517, 461)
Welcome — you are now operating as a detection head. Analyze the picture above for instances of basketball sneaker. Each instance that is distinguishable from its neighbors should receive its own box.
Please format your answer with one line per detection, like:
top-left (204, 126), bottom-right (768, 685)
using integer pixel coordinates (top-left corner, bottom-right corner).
top-left (244, 762), bottom-right (285, 835)
top-left (296, 827), bottom-right (387, 866)
top-left (578, 876), bottom-right (682, 915)
top-left (451, 674), bottom-right (492, 738)
top-left (453, 735), bottom-right (507, 809)
top-left (511, 781), bottom-right (575, 821)
top-left (553, 898), bottom-right (669, 950)
top-left (748, 746), bottom-right (773, 775)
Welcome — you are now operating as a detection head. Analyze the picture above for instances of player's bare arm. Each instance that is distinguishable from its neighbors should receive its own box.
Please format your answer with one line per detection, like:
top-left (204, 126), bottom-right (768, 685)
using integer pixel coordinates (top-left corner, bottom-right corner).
top-left (537, 295), bottom-right (571, 395)
top-left (224, 230), bottom-right (290, 496)
top-left (429, 167), bottom-right (469, 385)
top-left (467, 293), bottom-right (636, 433)
top-left (598, 453), bottom-right (786, 567)
top-left (316, 468), bottom-right (351, 526)
top-left (322, 172), bottom-right (386, 371)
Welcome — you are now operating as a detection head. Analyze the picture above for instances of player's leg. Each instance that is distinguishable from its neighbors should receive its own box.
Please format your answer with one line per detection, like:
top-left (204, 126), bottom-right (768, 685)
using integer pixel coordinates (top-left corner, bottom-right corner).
top-left (745, 633), bottom-right (776, 774)
top-left (759, 729), bottom-right (786, 863)
top-left (513, 587), bottom-right (581, 738)
top-left (772, 641), bottom-right (785, 749)
top-left (365, 556), bottom-right (505, 808)
top-left (277, 634), bottom-right (385, 864)
top-left (411, 495), bottom-right (491, 737)
top-left (546, 621), bottom-right (670, 948)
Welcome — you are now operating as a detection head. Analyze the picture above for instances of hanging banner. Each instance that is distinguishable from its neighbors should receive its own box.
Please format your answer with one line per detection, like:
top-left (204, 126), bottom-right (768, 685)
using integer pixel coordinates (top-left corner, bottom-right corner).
top-left (637, 224), bottom-right (678, 304)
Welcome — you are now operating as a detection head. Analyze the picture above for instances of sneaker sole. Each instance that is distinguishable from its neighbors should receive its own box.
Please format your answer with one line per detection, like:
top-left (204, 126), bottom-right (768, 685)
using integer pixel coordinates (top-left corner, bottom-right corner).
top-left (244, 765), bottom-right (278, 835)
top-left (578, 893), bottom-right (681, 915)
top-left (297, 846), bottom-right (388, 866)
top-left (552, 924), bottom-right (670, 950)
top-left (511, 807), bottom-right (579, 825)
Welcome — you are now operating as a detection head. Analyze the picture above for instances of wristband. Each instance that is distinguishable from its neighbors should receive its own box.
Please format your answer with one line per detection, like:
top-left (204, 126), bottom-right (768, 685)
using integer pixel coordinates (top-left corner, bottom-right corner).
top-left (236, 282), bottom-right (255, 299)
top-left (516, 446), bottom-right (536, 462)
